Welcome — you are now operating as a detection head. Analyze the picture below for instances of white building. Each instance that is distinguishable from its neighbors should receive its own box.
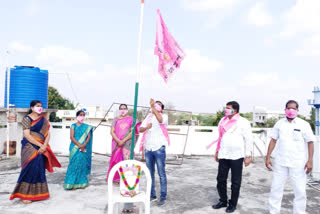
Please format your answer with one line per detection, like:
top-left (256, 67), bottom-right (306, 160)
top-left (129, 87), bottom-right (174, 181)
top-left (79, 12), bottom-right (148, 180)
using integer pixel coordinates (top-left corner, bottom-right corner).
top-left (56, 105), bottom-right (114, 126)
top-left (253, 106), bottom-right (285, 125)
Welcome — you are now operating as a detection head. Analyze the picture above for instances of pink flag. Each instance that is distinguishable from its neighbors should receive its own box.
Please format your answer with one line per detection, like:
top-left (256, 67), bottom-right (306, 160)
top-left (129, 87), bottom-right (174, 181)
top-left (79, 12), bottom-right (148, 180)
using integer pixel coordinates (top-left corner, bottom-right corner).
top-left (154, 9), bottom-right (185, 83)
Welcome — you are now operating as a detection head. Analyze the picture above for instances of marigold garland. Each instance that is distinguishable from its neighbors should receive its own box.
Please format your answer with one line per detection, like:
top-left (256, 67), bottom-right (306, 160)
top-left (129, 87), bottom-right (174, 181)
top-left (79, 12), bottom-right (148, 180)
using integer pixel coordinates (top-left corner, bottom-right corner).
top-left (119, 165), bottom-right (141, 191)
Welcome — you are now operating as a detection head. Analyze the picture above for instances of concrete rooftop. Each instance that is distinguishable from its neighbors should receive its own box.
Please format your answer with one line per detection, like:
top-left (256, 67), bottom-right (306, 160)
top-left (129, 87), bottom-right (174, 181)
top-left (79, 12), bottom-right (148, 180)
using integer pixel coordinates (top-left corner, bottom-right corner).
top-left (0, 155), bottom-right (319, 214)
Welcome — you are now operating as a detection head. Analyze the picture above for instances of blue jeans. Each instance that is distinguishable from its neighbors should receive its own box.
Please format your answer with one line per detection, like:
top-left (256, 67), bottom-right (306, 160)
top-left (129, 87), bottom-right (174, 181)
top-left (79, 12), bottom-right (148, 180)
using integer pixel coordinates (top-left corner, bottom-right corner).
top-left (145, 146), bottom-right (167, 199)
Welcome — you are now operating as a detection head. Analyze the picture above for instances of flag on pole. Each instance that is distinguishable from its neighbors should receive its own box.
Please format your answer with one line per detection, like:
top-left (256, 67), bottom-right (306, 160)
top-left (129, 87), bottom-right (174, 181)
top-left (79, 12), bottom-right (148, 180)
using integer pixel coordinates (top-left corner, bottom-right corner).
top-left (154, 9), bottom-right (185, 83)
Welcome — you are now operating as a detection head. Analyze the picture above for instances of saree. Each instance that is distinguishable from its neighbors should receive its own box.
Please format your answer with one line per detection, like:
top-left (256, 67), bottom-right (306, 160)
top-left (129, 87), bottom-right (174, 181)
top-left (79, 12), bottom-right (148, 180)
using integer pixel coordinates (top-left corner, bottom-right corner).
top-left (106, 116), bottom-right (134, 182)
top-left (10, 116), bottom-right (61, 201)
top-left (64, 123), bottom-right (93, 190)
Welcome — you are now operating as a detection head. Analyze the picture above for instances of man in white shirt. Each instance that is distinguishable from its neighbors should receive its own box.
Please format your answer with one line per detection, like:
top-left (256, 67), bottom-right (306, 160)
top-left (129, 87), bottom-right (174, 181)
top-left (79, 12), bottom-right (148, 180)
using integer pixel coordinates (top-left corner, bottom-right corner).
top-left (266, 100), bottom-right (315, 214)
top-left (139, 99), bottom-right (169, 206)
top-left (212, 101), bottom-right (253, 213)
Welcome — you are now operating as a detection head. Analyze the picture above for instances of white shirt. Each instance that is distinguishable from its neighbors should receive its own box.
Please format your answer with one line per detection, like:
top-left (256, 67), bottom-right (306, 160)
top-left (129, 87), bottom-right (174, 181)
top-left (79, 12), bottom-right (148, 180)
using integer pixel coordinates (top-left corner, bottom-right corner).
top-left (270, 117), bottom-right (315, 168)
top-left (218, 116), bottom-right (253, 160)
top-left (141, 113), bottom-right (168, 151)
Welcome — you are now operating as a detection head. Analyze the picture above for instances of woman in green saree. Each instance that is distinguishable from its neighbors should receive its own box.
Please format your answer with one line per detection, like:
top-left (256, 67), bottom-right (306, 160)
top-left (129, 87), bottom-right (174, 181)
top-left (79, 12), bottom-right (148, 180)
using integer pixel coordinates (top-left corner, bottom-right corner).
top-left (64, 110), bottom-right (93, 190)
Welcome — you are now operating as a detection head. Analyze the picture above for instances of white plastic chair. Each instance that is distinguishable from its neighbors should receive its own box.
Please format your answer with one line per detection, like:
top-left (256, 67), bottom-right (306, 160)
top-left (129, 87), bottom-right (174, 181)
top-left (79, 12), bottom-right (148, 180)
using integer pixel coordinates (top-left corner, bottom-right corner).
top-left (108, 160), bottom-right (151, 214)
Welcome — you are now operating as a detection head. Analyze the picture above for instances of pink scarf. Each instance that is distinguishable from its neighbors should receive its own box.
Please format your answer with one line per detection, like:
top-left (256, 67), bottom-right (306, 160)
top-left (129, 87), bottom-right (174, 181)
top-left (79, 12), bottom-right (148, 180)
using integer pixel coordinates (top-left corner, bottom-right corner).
top-left (139, 113), bottom-right (170, 152)
top-left (207, 113), bottom-right (240, 151)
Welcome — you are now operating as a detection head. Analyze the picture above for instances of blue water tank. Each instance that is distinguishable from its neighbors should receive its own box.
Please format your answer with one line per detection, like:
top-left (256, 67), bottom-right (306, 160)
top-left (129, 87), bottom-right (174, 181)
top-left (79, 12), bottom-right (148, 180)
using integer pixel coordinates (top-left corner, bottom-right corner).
top-left (4, 66), bottom-right (48, 108)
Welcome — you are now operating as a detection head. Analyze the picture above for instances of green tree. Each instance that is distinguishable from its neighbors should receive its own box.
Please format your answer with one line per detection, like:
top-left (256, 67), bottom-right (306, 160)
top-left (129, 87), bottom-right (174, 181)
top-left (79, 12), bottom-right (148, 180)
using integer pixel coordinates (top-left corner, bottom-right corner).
top-left (48, 86), bottom-right (75, 122)
top-left (297, 108), bottom-right (315, 132)
top-left (265, 117), bottom-right (278, 128)
top-left (176, 113), bottom-right (191, 125)
top-left (164, 102), bottom-right (176, 125)
top-left (212, 109), bottom-right (224, 126)
top-left (200, 115), bottom-right (215, 126)
top-left (240, 112), bottom-right (253, 121)
top-left (128, 108), bottom-right (149, 122)
top-left (307, 108), bottom-right (315, 132)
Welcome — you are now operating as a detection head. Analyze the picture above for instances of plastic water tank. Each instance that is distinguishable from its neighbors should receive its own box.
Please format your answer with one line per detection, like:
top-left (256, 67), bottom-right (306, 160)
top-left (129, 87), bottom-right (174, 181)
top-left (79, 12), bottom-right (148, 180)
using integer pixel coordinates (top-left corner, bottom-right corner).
top-left (4, 66), bottom-right (48, 108)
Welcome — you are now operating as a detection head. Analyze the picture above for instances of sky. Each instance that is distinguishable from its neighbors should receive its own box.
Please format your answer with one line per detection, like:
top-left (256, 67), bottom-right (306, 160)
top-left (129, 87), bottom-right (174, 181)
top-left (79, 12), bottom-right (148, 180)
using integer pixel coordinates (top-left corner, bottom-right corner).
top-left (0, 0), bottom-right (320, 116)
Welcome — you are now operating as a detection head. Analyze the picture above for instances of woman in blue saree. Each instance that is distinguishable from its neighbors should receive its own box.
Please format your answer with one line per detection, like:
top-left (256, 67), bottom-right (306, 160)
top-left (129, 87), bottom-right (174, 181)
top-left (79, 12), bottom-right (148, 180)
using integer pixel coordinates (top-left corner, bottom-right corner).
top-left (64, 110), bottom-right (93, 190)
top-left (10, 100), bottom-right (61, 204)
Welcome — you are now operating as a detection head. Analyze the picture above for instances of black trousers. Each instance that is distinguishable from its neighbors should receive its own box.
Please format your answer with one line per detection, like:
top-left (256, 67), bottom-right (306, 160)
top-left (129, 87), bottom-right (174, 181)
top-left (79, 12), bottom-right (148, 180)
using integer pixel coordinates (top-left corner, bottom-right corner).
top-left (216, 158), bottom-right (244, 207)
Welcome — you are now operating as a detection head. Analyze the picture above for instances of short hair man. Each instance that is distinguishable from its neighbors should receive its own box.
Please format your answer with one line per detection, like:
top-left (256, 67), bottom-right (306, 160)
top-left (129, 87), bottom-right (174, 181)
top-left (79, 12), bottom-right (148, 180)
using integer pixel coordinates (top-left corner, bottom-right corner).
top-left (212, 101), bottom-right (253, 213)
top-left (266, 100), bottom-right (315, 214)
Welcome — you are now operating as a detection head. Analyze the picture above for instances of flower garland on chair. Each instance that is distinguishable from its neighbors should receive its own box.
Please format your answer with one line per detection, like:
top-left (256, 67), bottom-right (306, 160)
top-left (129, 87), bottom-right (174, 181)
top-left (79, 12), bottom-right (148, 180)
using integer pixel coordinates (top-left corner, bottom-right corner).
top-left (119, 165), bottom-right (141, 191)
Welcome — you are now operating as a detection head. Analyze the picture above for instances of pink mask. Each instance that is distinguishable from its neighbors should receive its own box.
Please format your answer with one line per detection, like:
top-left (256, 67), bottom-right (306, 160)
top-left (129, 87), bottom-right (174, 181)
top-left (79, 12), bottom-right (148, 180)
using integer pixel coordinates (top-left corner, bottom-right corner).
top-left (77, 116), bottom-right (85, 123)
top-left (225, 109), bottom-right (234, 116)
top-left (119, 110), bottom-right (128, 116)
top-left (34, 107), bottom-right (43, 114)
top-left (154, 103), bottom-right (162, 112)
top-left (285, 109), bottom-right (298, 119)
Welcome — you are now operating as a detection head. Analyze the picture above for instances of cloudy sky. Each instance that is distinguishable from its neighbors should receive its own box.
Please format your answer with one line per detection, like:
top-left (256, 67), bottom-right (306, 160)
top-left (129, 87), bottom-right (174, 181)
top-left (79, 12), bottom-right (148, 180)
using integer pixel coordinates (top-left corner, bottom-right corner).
top-left (0, 0), bottom-right (319, 115)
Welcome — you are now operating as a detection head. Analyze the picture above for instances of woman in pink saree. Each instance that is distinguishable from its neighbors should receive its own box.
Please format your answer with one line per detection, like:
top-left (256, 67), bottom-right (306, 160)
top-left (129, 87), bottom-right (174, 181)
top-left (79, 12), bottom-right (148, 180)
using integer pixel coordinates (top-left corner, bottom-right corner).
top-left (106, 104), bottom-right (134, 184)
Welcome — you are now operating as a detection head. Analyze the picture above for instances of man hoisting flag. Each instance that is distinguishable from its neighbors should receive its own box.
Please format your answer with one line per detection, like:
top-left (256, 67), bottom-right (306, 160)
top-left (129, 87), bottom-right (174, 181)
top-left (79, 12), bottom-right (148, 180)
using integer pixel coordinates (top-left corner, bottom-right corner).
top-left (154, 9), bottom-right (186, 83)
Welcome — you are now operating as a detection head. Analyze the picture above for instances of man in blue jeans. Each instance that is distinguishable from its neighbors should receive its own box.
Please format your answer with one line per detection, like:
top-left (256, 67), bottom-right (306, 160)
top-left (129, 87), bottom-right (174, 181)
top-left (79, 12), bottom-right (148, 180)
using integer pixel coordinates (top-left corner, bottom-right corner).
top-left (139, 98), bottom-right (169, 206)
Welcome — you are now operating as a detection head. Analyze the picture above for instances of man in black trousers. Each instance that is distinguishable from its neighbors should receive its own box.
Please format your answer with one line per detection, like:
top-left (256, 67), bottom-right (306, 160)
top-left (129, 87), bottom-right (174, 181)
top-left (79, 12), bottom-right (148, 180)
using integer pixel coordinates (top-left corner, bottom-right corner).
top-left (211, 101), bottom-right (253, 213)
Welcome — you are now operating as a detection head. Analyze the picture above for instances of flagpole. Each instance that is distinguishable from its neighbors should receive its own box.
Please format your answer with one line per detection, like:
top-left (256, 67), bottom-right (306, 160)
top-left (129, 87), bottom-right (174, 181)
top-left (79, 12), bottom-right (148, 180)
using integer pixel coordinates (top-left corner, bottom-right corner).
top-left (130, 0), bottom-right (145, 160)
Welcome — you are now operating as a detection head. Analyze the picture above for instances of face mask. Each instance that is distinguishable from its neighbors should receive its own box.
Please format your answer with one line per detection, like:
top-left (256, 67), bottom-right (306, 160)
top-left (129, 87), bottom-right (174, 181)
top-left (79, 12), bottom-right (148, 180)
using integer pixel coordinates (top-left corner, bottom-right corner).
top-left (154, 103), bottom-right (162, 112)
top-left (285, 108), bottom-right (298, 119)
top-left (34, 107), bottom-right (43, 114)
top-left (119, 110), bottom-right (128, 116)
top-left (77, 116), bottom-right (85, 123)
top-left (225, 109), bottom-right (234, 116)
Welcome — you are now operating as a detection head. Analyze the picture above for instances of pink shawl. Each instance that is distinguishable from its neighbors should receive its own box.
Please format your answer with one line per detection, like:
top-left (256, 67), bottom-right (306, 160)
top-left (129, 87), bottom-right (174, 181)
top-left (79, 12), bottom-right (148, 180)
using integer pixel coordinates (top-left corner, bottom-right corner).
top-left (139, 113), bottom-right (170, 152)
top-left (207, 113), bottom-right (240, 151)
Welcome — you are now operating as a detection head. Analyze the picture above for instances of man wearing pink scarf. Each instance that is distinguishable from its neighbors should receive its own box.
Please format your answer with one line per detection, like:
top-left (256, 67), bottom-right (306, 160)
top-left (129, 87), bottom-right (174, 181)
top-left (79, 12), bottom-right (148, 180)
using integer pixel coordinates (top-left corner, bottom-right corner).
top-left (210, 101), bottom-right (253, 213)
top-left (139, 99), bottom-right (169, 207)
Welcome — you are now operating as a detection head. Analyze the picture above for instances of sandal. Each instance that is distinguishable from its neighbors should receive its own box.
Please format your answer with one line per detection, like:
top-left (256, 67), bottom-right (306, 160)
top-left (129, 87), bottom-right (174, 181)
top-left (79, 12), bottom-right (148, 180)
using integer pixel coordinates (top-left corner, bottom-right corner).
top-left (21, 200), bottom-right (32, 204)
top-left (122, 209), bottom-right (135, 213)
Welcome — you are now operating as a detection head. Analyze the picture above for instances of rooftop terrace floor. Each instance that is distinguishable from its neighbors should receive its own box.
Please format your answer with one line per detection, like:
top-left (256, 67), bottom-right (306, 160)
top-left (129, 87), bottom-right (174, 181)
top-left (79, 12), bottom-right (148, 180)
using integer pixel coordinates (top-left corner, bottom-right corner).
top-left (0, 155), bottom-right (319, 214)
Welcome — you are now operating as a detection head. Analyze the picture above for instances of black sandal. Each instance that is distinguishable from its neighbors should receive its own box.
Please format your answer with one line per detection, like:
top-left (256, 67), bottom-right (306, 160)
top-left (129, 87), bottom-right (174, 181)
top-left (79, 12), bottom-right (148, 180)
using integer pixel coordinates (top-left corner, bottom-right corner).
top-left (122, 209), bottom-right (135, 213)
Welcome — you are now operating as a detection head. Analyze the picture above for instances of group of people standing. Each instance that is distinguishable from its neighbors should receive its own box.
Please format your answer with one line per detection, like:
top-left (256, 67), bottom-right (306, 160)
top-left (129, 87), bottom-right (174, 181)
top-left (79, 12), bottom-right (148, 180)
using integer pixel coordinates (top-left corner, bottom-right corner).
top-left (210, 100), bottom-right (315, 214)
top-left (9, 99), bottom-right (315, 214)
top-left (106, 99), bottom-right (169, 212)
top-left (9, 100), bottom-right (95, 203)
top-left (9, 98), bottom-right (169, 212)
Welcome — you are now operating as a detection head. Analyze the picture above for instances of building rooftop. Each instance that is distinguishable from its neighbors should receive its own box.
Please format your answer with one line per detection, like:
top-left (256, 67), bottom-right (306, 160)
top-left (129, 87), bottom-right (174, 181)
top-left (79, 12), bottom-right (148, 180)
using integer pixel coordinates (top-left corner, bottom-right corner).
top-left (0, 156), bottom-right (319, 214)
